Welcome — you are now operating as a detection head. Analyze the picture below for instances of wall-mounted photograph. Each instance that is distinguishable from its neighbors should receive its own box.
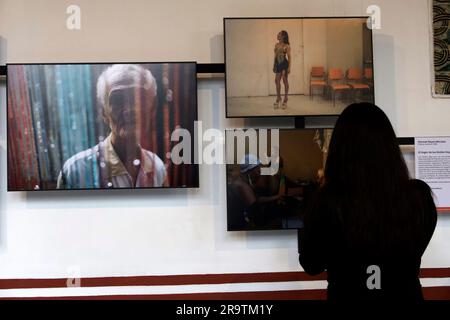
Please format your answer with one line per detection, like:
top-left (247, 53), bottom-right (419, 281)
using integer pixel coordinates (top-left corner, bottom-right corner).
top-left (225, 131), bottom-right (424, 231)
top-left (7, 62), bottom-right (199, 191)
top-left (226, 128), bottom-right (332, 231)
top-left (432, 0), bottom-right (450, 97)
top-left (224, 17), bottom-right (374, 117)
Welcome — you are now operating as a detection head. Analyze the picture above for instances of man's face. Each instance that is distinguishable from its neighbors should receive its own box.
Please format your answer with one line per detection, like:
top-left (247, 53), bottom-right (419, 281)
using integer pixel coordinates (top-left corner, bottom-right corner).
top-left (105, 87), bottom-right (155, 140)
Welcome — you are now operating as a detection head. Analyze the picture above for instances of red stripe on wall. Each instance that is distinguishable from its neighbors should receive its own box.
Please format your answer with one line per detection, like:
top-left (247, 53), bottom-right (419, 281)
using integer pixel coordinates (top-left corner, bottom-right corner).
top-left (422, 286), bottom-right (450, 300)
top-left (0, 268), bottom-right (449, 290)
top-left (419, 268), bottom-right (450, 278)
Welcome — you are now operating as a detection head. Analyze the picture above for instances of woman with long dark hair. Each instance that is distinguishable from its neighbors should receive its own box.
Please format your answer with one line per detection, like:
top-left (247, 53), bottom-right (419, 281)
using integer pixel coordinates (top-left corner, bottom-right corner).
top-left (273, 30), bottom-right (291, 109)
top-left (298, 103), bottom-right (437, 301)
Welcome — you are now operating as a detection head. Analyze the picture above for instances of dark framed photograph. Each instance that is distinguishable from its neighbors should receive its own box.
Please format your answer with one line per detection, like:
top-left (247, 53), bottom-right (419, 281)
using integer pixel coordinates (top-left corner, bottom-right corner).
top-left (226, 130), bottom-right (417, 231)
top-left (226, 128), bottom-right (332, 231)
top-left (7, 62), bottom-right (199, 191)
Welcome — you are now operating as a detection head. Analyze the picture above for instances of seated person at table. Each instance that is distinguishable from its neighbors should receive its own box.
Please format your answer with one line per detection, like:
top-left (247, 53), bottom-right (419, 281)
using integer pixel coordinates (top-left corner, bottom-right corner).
top-left (227, 154), bottom-right (282, 229)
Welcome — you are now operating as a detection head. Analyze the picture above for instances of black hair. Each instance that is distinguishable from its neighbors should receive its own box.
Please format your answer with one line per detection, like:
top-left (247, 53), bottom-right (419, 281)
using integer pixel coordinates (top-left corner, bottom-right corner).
top-left (320, 103), bottom-right (428, 254)
top-left (280, 30), bottom-right (289, 45)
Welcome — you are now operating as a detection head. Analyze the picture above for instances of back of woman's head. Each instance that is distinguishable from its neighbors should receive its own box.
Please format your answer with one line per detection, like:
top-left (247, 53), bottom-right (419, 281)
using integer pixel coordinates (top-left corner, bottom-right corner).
top-left (326, 103), bottom-right (409, 191)
top-left (323, 103), bottom-right (420, 252)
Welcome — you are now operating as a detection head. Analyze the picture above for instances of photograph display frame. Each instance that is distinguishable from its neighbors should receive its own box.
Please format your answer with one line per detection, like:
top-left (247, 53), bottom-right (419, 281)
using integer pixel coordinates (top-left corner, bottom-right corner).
top-left (224, 16), bottom-right (375, 119)
top-left (7, 61), bottom-right (200, 192)
top-left (225, 127), bottom-right (333, 231)
top-left (225, 132), bottom-right (423, 232)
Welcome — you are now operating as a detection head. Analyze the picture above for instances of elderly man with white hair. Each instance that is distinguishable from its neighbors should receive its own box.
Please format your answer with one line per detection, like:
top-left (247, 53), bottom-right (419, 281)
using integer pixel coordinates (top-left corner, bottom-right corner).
top-left (57, 64), bottom-right (167, 189)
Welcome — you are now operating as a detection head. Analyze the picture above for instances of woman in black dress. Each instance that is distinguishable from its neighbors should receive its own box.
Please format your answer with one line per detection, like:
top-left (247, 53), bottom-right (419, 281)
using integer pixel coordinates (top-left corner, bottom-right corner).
top-left (298, 103), bottom-right (437, 301)
top-left (273, 30), bottom-right (291, 109)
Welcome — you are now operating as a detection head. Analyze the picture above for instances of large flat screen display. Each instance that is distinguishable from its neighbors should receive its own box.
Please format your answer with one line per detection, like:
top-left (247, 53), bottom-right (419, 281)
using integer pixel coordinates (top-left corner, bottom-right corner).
top-left (224, 17), bottom-right (375, 118)
top-left (226, 130), bottom-right (417, 231)
top-left (7, 62), bottom-right (199, 191)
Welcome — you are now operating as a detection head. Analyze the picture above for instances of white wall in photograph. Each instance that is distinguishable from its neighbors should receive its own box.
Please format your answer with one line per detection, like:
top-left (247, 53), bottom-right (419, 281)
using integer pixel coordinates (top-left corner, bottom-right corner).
top-left (226, 18), bottom-right (365, 99)
top-left (303, 19), bottom-right (328, 95)
top-left (225, 19), bottom-right (270, 97)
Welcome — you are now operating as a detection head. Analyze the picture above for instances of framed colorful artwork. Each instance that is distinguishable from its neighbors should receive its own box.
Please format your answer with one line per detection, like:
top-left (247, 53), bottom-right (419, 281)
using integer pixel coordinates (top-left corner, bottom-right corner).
top-left (431, 0), bottom-right (450, 97)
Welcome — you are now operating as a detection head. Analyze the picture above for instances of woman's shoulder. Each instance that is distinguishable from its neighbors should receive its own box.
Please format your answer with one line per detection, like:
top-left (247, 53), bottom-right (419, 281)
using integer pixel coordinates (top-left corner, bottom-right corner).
top-left (408, 179), bottom-right (437, 219)
top-left (408, 180), bottom-right (437, 247)
top-left (408, 179), bottom-right (432, 194)
top-left (407, 179), bottom-right (435, 207)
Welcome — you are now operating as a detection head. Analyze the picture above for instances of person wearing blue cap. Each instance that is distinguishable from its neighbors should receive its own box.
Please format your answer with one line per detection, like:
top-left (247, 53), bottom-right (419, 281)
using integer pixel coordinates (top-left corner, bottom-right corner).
top-left (227, 154), bottom-right (283, 229)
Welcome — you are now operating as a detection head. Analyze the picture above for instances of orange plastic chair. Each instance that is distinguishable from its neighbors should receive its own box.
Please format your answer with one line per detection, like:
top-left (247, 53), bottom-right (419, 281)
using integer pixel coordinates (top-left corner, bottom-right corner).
top-left (364, 67), bottom-right (374, 90)
top-left (328, 68), bottom-right (351, 107)
top-left (310, 67), bottom-right (327, 100)
top-left (347, 68), bottom-right (371, 102)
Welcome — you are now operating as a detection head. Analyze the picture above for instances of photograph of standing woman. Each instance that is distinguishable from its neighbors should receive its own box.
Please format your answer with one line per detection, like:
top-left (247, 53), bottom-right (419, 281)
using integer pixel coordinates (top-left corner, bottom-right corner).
top-left (273, 30), bottom-right (291, 109)
top-left (225, 18), bottom-right (374, 117)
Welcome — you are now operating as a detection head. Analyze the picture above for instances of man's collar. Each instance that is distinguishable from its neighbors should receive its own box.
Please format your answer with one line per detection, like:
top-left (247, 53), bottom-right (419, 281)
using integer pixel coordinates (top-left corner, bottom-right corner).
top-left (103, 134), bottom-right (154, 177)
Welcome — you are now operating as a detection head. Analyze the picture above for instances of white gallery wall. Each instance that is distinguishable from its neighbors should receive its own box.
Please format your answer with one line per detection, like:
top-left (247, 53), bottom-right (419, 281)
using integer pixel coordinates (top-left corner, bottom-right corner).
top-left (1, 0), bottom-right (450, 295)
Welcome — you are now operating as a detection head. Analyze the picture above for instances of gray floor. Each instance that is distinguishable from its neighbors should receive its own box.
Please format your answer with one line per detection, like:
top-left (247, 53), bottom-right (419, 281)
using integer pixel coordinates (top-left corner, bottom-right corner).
top-left (227, 95), bottom-right (348, 117)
